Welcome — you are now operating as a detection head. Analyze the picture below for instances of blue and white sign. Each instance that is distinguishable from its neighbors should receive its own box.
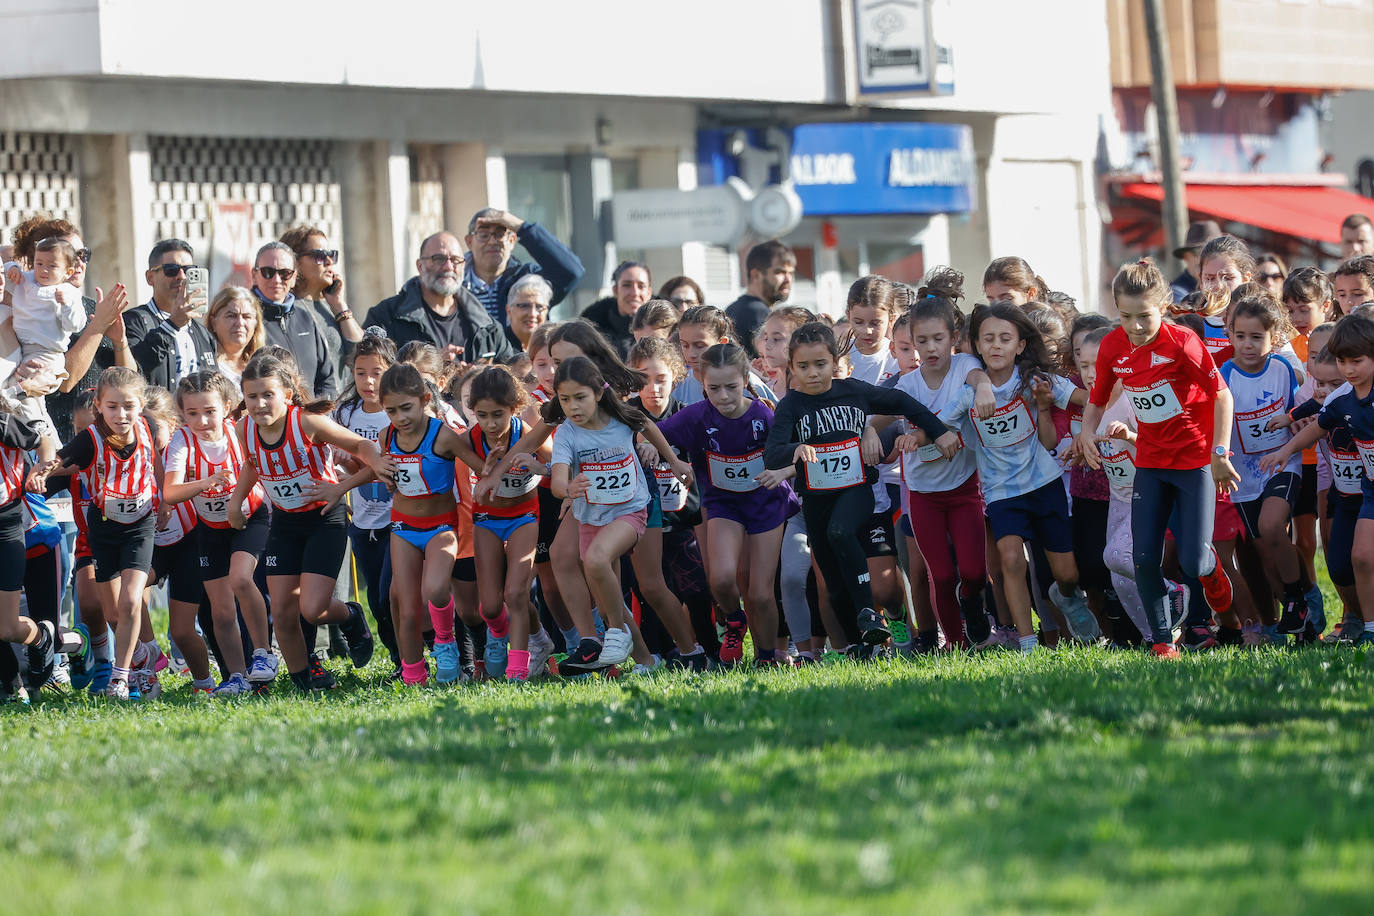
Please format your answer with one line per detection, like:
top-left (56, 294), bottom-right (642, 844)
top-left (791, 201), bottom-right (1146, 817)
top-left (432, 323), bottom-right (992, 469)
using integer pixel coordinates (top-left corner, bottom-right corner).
top-left (698, 122), bottom-right (977, 217)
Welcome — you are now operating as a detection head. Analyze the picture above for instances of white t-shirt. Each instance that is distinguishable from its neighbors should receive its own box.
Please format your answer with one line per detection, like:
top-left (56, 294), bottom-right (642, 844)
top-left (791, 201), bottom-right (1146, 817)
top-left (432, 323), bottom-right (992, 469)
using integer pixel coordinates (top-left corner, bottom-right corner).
top-left (1, 266), bottom-right (85, 355)
top-left (849, 345), bottom-right (901, 508)
top-left (335, 401), bottom-right (393, 530)
top-left (896, 354), bottom-right (980, 495)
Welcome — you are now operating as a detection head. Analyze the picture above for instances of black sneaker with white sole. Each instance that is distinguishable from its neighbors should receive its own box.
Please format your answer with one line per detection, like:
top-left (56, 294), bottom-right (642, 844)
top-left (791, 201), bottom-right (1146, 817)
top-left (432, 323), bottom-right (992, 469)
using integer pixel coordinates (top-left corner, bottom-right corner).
top-left (558, 638), bottom-right (605, 673)
top-left (340, 602), bottom-right (375, 669)
top-left (856, 608), bottom-right (891, 645)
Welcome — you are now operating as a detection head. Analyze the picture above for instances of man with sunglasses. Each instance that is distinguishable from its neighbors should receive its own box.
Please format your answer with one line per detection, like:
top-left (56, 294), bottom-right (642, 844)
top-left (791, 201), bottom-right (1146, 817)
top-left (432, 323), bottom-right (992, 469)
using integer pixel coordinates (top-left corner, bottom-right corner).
top-left (462, 208), bottom-right (584, 331)
top-left (252, 241), bottom-right (338, 399)
top-left (363, 231), bottom-right (515, 364)
top-left (122, 239), bottom-right (217, 390)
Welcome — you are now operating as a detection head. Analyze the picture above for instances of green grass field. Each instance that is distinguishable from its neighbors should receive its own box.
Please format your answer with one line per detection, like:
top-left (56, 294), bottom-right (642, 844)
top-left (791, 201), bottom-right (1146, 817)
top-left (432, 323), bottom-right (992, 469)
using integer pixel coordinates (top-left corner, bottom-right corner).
top-left (3, 644), bottom-right (1374, 915)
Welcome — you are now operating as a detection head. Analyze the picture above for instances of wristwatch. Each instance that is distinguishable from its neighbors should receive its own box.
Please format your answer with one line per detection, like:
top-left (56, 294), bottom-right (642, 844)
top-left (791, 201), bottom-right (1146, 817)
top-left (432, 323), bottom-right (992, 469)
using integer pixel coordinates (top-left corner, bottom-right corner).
top-left (1212, 445), bottom-right (1231, 458)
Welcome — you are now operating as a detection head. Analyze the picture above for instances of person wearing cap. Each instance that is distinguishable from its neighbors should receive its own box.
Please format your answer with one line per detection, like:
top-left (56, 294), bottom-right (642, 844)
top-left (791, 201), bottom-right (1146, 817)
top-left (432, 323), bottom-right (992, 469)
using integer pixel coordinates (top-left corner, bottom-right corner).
top-left (1171, 219), bottom-right (1222, 304)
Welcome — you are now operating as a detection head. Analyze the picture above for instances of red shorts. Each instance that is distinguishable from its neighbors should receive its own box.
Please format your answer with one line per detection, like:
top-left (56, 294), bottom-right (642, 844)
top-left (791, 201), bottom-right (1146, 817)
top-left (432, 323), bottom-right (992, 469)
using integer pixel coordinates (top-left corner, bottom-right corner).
top-left (1212, 494), bottom-right (1246, 542)
top-left (578, 508), bottom-right (648, 559)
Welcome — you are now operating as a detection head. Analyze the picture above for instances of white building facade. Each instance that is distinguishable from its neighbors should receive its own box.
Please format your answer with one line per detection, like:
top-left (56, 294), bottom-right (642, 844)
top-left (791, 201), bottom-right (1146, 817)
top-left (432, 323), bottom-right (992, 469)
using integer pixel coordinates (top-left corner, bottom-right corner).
top-left (0, 0), bottom-right (1115, 315)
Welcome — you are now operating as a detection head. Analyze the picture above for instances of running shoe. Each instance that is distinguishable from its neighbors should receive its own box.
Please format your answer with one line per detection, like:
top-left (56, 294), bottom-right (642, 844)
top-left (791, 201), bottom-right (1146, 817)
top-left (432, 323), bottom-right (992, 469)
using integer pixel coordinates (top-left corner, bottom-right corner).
top-left (247, 649), bottom-right (279, 684)
top-left (326, 623), bottom-right (349, 660)
top-left (527, 629), bottom-right (556, 679)
top-left (959, 591), bottom-right (993, 646)
top-left (212, 673), bottom-right (252, 697)
top-left (1198, 557), bottom-right (1233, 614)
top-left (1165, 580), bottom-right (1188, 634)
top-left (168, 642), bottom-right (189, 676)
top-left (559, 638), bottom-right (604, 673)
top-left (87, 659), bottom-right (112, 694)
top-left (483, 630), bottom-right (510, 679)
top-left (1179, 626), bottom-right (1218, 651)
top-left (25, 621), bottom-right (56, 687)
top-left (1355, 629), bottom-right (1374, 647)
top-left (432, 640), bottom-right (461, 685)
top-left (599, 627), bottom-right (633, 667)
top-left (151, 645), bottom-right (169, 673)
top-left (1277, 596), bottom-right (1308, 635)
top-left (307, 654), bottom-right (338, 690)
top-left (719, 612), bottom-right (747, 665)
top-left (68, 623), bottom-right (93, 690)
top-left (340, 602), bottom-right (375, 669)
top-left (1304, 585), bottom-right (1327, 640)
top-left (913, 629), bottom-right (939, 655)
top-left (1050, 583), bottom-right (1101, 643)
top-left (137, 670), bottom-right (162, 700)
top-left (666, 650), bottom-right (711, 672)
top-left (856, 607), bottom-right (891, 645)
top-left (1325, 615), bottom-right (1362, 645)
top-left (1151, 642), bottom-right (1180, 659)
top-left (105, 678), bottom-right (131, 701)
top-left (888, 616), bottom-right (914, 655)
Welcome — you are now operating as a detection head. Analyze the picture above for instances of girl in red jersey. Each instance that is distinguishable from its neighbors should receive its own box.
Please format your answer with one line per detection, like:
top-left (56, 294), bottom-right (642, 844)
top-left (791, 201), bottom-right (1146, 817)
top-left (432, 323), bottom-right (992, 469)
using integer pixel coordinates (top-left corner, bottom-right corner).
top-left (163, 370), bottom-right (273, 697)
top-left (1076, 260), bottom-right (1240, 656)
top-left (227, 355), bottom-right (391, 692)
top-left (32, 367), bottom-right (162, 699)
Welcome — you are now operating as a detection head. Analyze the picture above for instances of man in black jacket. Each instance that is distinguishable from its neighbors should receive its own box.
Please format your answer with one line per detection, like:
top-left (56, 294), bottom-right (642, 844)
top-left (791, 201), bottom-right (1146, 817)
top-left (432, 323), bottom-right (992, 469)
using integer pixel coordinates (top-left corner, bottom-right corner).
top-left (463, 208), bottom-right (583, 333)
top-left (123, 239), bottom-right (217, 391)
top-left (363, 232), bottom-right (515, 364)
top-left (252, 241), bottom-right (338, 399)
top-left (726, 239), bottom-right (796, 359)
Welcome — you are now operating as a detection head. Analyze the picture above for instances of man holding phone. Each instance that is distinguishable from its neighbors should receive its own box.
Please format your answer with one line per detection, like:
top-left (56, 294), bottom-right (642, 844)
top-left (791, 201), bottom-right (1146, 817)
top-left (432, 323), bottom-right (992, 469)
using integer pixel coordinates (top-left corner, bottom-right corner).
top-left (123, 239), bottom-right (217, 389)
top-left (363, 231), bottom-right (515, 364)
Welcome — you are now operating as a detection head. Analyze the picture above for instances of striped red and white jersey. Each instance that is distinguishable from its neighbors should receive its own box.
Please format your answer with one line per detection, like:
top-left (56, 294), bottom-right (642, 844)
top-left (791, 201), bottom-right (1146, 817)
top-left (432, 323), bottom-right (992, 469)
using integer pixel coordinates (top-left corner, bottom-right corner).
top-left (244, 405), bottom-right (338, 513)
top-left (0, 442), bottom-right (25, 508)
top-left (79, 418), bottom-right (157, 524)
top-left (153, 491), bottom-right (198, 547)
top-left (176, 423), bottom-right (265, 529)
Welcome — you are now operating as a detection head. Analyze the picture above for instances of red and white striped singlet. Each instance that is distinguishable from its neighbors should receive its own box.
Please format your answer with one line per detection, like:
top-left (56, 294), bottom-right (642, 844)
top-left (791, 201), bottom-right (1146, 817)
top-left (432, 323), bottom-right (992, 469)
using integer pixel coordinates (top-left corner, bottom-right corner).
top-left (178, 422), bottom-right (265, 529)
top-left (80, 418), bottom-right (157, 524)
top-left (244, 405), bottom-right (338, 513)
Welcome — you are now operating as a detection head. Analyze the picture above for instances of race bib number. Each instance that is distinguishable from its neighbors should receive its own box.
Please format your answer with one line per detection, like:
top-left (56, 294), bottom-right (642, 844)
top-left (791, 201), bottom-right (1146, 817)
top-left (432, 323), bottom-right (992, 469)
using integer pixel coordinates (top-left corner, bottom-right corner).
top-left (495, 469), bottom-right (538, 500)
top-left (1099, 444), bottom-right (1137, 488)
top-left (973, 399), bottom-right (1034, 448)
top-left (1069, 408), bottom-right (1084, 439)
top-left (1329, 448), bottom-right (1365, 496)
top-left (47, 494), bottom-right (73, 525)
top-left (263, 467), bottom-right (315, 510)
top-left (654, 466), bottom-right (687, 511)
top-left (1356, 438), bottom-right (1374, 481)
top-left (1235, 400), bottom-right (1288, 455)
top-left (584, 453), bottom-right (637, 506)
top-left (1125, 380), bottom-right (1183, 424)
top-left (916, 431), bottom-right (963, 464)
top-left (804, 438), bottom-right (864, 491)
top-left (707, 448), bottom-right (764, 493)
top-left (194, 488), bottom-right (233, 524)
top-left (392, 455), bottom-right (431, 498)
top-left (102, 490), bottom-right (151, 524)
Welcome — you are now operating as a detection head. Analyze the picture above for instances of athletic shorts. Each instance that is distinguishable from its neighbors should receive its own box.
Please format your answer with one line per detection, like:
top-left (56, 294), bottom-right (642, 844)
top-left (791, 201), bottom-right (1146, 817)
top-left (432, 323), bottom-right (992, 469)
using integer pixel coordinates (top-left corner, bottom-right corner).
top-left (1295, 462), bottom-right (1318, 517)
top-left (197, 505), bottom-right (270, 580)
top-left (579, 508), bottom-right (648, 559)
top-left (534, 486), bottom-right (563, 565)
top-left (645, 480), bottom-right (664, 530)
top-left (1213, 495), bottom-right (1246, 542)
top-left (392, 511), bottom-right (459, 553)
top-left (1235, 471), bottom-right (1302, 541)
top-left (87, 507), bottom-right (155, 583)
top-left (474, 511), bottom-right (537, 543)
top-left (0, 498), bottom-right (24, 592)
top-left (985, 479), bottom-right (1073, 553)
top-left (262, 503), bottom-right (348, 579)
top-left (703, 496), bottom-right (791, 536)
top-left (152, 535), bottom-right (205, 605)
top-left (860, 510), bottom-right (896, 559)
top-left (451, 556), bottom-right (476, 581)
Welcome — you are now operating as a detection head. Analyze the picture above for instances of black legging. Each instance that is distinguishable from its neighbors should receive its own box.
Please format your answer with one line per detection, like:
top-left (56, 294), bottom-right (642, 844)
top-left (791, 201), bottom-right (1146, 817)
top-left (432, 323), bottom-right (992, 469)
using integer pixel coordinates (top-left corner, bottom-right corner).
top-left (801, 484), bottom-right (875, 647)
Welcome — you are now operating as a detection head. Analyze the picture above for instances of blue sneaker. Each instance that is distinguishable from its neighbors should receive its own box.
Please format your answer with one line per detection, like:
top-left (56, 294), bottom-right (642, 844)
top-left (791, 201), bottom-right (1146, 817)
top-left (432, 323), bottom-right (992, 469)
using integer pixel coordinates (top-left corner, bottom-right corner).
top-left (1355, 629), bottom-right (1374, 647)
top-left (1050, 583), bottom-right (1102, 643)
top-left (1264, 624), bottom-right (1288, 647)
top-left (68, 623), bottom-right (93, 690)
top-left (1304, 585), bottom-right (1327, 637)
top-left (87, 659), bottom-right (112, 694)
top-left (484, 630), bottom-right (509, 680)
top-left (433, 640), bottom-right (461, 684)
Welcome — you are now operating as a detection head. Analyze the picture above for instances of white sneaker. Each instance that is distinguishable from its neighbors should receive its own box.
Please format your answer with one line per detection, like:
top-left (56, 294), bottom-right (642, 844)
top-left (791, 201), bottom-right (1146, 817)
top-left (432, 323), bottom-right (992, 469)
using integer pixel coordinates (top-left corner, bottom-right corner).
top-left (212, 673), bottom-right (252, 697)
top-left (138, 670), bottom-right (162, 700)
top-left (246, 650), bottom-right (279, 684)
top-left (598, 627), bottom-right (633, 666)
top-left (104, 678), bottom-right (130, 701)
top-left (527, 628), bottom-right (556, 678)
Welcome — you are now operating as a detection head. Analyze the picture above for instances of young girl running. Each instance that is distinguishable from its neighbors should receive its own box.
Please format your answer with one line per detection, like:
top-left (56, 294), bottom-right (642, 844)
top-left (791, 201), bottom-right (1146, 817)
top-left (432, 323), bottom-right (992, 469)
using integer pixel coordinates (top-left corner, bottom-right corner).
top-left (765, 322), bottom-right (959, 652)
top-left (930, 305), bottom-right (1098, 650)
top-left (163, 370), bottom-right (273, 696)
top-left (227, 355), bottom-right (388, 691)
top-left (452, 365), bottom-right (556, 682)
top-left (546, 356), bottom-right (693, 669)
top-left (33, 367), bottom-right (161, 699)
top-left (659, 343), bottom-right (796, 665)
top-left (1077, 259), bottom-right (1238, 656)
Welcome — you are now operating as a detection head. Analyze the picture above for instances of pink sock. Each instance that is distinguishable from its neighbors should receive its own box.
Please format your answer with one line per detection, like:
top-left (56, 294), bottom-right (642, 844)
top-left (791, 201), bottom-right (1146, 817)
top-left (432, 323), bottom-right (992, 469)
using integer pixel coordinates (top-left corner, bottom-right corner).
top-left (485, 608), bottom-right (510, 639)
top-left (506, 649), bottom-right (530, 680)
top-left (428, 598), bottom-right (456, 643)
top-left (401, 660), bottom-right (428, 685)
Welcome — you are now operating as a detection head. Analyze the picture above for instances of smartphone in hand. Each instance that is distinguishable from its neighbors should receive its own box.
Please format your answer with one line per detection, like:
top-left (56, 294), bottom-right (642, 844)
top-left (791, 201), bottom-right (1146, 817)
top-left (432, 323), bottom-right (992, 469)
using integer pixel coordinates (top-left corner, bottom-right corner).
top-left (186, 267), bottom-right (210, 319)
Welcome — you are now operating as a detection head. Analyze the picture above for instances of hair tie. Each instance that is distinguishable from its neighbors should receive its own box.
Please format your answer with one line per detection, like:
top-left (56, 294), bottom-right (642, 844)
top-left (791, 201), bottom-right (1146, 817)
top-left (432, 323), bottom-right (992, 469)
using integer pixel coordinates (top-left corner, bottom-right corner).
top-left (603, 382), bottom-right (610, 390)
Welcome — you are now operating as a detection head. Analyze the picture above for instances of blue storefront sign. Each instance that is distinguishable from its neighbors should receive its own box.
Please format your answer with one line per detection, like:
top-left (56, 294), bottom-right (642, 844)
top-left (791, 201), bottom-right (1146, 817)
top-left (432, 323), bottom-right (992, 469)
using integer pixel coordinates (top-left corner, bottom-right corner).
top-left (698, 122), bottom-right (976, 217)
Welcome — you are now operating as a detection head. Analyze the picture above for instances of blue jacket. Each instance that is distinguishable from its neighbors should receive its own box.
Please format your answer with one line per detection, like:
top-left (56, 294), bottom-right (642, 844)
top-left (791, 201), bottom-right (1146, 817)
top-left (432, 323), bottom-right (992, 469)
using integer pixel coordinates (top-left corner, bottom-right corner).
top-left (463, 221), bottom-right (584, 333)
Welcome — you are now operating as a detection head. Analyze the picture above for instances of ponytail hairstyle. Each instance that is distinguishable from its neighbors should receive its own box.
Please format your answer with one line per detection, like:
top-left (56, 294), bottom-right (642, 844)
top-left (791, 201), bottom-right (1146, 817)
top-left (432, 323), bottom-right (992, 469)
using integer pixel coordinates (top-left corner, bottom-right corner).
top-left (699, 343), bottom-right (752, 387)
top-left (788, 321), bottom-right (849, 363)
top-left (983, 256), bottom-right (1047, 303)
top-left (1111, 256), bottom-right (1172, 314)
top-left (1023, 305), bottom-right (1072, 374)
top-left (547, 318), bottom-right (647, 395)
top-left (336, 326), bottom-right (398, 421)
top-left (1282, 266), bottom-right (1337, 317)
top-left (378, 362), bottom-right (431, 406)
top-left (1198, 235), bottom-right (1256, 317)
top-left (677, 304), bottom-right (736, 343)
top-left (845, 275), bottom-right (902, 318)
top-left (968, 302), bottom-right (1059, 397)
top-left (1226, 291), bottom-right (1295, 347)
top-left (467, 364), bottom-right (529, 412)
top-left (541, 355), bottom-right (647, 431)
top-left (396, 340), bottom-right (454, 393)
top-left (628, 336), bottom-right (687, 383)
top-left (918, 265), bottom-right (966, 302)
top-left (240, 354), bottom-right (333, 414)
top-left (175, 369), bottom-right (241, 418)
top-left (94, 366), bottom-right (148, 410)
top-left (908, 295), bottom-right (966, 339)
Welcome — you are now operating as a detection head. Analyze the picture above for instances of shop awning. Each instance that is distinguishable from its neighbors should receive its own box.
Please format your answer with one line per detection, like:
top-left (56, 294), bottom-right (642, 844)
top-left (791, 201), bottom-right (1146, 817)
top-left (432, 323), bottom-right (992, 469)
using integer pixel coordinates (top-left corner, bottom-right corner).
top-left (1116, 182), bottom-right (1373, 245)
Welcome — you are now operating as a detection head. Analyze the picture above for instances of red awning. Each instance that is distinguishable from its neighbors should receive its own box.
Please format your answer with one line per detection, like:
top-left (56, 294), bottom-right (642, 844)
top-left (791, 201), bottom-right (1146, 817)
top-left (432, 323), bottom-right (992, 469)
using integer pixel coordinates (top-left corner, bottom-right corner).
top-left (1116, 182), bottom-right (1373, 244)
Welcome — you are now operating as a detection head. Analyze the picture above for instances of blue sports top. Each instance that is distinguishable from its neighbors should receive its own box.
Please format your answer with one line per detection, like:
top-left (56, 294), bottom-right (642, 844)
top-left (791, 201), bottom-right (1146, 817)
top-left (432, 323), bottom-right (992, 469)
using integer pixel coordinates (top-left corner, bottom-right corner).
top-left (386, 417), bottom-right (455, 499)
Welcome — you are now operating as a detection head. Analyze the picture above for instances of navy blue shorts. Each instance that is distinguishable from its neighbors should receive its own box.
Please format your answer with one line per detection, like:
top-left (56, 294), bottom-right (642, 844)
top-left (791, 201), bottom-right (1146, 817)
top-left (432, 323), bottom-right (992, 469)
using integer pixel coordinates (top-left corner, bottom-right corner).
top-left (985, 479), bottom-right (1073, 553)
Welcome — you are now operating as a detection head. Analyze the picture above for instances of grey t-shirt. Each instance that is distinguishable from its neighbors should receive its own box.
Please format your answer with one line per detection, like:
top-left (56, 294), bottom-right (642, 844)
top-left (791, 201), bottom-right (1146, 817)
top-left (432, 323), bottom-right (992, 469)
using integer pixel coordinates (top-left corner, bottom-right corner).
top-left (550, 416), bottom-right (650, 526)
